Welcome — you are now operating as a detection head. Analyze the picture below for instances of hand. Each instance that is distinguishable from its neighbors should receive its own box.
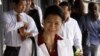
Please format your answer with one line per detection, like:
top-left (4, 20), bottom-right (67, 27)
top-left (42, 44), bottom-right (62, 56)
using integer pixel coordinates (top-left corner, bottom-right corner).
top-left (18, 27), bottom-right (26, 41)
top-left (75, 49), bottom-right (83, 56)
top-left (25, 32), bottom-right (32, 37)
top-left (77, 51), bottom-right (83, 56)
top-left (24, 23), bottom-right (29, 29)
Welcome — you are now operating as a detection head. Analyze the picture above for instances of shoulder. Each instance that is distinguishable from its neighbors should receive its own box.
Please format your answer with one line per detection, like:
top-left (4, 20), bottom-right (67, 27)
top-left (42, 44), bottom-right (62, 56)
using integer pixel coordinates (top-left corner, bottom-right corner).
top-left (69, 17), bottom-right (78, 24)
top-left (21, 12), bottom-right (30, 17)
top-left (34, 5), bottom-right (42, 13)
top-left (1, 10), bottom-right (14, 21)
top-left (2, 10), bottom-right (13, 16)
top-left (34, 5), bottom-right (41, 10)
top-left (70, 17), bottom-right (77, 21)
top-left (21, 12), bottom-right (34, 20)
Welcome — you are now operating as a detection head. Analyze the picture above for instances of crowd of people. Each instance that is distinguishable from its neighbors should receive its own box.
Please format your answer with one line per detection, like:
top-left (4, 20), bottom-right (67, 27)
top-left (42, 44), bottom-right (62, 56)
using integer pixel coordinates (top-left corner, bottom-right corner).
top-left (0, 0), bottom-right (100, 56)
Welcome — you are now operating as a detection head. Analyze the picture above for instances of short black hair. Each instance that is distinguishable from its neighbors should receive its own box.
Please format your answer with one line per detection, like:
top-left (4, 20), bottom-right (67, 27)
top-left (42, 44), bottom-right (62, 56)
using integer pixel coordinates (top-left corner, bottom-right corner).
top-left (43, 5), bottom-right (64, 22)
top-left (12, 0), bottom-right (26, 5)
top-left (59, 1), bottom-right (71, 11)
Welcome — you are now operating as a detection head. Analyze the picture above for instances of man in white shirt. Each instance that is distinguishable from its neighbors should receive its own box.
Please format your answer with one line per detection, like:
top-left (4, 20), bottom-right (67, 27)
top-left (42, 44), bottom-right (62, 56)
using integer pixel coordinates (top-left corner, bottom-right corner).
top-left (1, 0), bottom-right (38, 56)
top-left (59, 1), bottom-right (83, 56)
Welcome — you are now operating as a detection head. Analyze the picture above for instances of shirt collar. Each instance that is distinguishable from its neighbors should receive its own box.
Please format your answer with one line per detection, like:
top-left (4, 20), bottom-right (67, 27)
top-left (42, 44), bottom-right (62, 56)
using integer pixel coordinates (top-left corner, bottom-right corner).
top-left (12, 10), bottom-right (23, 15)
top-left (38, 33), bottom-right (63, 46)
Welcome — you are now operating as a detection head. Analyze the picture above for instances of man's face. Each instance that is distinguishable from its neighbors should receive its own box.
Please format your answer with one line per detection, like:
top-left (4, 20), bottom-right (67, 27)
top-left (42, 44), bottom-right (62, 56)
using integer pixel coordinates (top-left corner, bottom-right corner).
top-left (16, 0), bottom-right (26, 13)
top-left (62, 6), bottom-right (71, 20)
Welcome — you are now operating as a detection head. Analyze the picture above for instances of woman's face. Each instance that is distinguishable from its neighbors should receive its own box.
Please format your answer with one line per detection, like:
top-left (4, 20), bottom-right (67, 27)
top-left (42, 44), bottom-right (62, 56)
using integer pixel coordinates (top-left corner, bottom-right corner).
top-left (43, 14), bottom-right (62, 34)
top-left (25, 0), bottom-right (32, 13)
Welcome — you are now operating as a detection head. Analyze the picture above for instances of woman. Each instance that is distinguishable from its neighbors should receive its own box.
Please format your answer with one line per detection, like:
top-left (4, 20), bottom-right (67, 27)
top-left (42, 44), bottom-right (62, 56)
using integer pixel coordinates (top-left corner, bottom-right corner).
top-left (25, 0), bottom-right (43, 32)
top-left (19, 5), bottom-right (73, 56)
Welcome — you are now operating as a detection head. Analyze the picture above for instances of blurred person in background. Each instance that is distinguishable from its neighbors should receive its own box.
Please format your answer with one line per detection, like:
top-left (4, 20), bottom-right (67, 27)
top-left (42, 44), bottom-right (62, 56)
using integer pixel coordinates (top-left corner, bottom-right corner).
top-left (59, 1), bottom-right (83, 56)
top-left (25, 0), bottom-right (43, 32)
top-left (71, 0), bottom-right (85, 24)
top-left (79, 2), bottom-right (100, 56)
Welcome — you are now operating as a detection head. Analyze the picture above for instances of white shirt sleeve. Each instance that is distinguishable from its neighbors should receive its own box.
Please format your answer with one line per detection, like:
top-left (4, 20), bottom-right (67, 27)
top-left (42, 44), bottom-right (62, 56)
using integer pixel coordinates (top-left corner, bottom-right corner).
top-left (74, 21), bottom-right (82, 50)
top-left (19, 39), bottom-right (32, 56)
top-left (26, 15), bottom-right (38, 37)
top-left (2, 13), bottom-right (24, 33)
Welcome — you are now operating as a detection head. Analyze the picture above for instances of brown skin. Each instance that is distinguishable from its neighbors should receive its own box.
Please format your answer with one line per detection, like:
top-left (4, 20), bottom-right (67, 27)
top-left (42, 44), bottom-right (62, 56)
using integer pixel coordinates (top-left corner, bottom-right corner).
top-left (14, 0), bottom-right (26, 13)
top-left (61, 6), bottom-right (71, 22)
top-left (42, 14), bottom-right (62, 52)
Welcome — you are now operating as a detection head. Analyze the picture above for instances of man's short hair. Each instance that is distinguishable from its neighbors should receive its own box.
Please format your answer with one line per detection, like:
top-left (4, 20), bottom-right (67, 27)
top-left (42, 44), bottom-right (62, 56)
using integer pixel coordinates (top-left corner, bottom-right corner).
top-left (59, 1), bottom-right (71, 11)
top-left (12, 0), bottom-right (26, 5)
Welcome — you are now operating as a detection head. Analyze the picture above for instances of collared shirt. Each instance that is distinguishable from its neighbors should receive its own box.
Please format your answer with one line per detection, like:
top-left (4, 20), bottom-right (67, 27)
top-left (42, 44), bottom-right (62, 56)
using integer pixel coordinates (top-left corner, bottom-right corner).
top-left (58, 17), bottom-right (82, 50)
top-left (38, 33), bottom-right (62, 56)
top-left (1, 10), bottom-right (38, 47)
top-left (19, 33), bottom-right (74, 56)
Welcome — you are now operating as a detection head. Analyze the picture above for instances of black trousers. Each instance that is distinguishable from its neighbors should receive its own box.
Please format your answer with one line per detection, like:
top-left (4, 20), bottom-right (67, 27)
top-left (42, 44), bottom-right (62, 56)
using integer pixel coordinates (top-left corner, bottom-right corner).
top-left (4, 46), bottom-right (20, 56)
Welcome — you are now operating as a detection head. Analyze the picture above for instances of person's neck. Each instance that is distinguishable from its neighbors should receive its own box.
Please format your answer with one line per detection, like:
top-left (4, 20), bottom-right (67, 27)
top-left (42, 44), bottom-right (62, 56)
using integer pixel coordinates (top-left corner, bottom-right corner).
top-left (64, 17), bottom-right (69, 22)
top-left (14, 8), bottom-right (20, 14)
top-left (15, 10), bottom-right (19, 14)
top-left (43, 32), bottom-right (55, 43)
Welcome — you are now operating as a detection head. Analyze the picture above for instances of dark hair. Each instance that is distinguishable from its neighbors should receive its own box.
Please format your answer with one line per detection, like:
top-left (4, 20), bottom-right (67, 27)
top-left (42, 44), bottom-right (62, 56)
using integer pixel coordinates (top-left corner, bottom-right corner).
top-left (73, 0), bottom-right (85, 15)
top-left (59, 1), bottom-right (71, 11)
top-left (43, 5), bottom-right (64, 22)
top-left (12, 0), bottom-right (26, 5)
top-left (88, 2), bottom-right (97, 12)
top-left (88, 2), bottom-right (98, 21)
top-left (68, 0), bottom-right (74, 7)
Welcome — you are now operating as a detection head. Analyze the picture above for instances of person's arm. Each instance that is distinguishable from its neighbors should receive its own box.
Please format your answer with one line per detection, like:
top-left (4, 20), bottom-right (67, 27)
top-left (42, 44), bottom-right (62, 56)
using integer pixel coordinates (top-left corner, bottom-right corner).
top-left (74, 21), bottom-right (82, 50)
top-left (2, 13), bottom-right (24, 33)
top-left (26, 15), bottom-right (38, 37)
top-left (73, 20), bottom-right (83, 56)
